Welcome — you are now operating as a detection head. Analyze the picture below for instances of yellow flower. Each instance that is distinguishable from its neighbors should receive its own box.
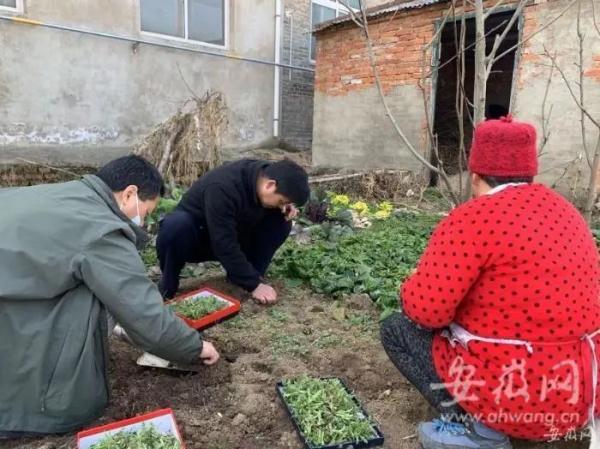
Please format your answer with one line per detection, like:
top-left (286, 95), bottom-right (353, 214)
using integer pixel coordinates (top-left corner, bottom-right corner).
top-left (351, 201), bottom-right (369, 215)
top-left (374, 210), bottom-right (391, 220)
top-left (377, 201), bottom-right (393, 213)
top-left (331, 194), bottom-right (350, 207)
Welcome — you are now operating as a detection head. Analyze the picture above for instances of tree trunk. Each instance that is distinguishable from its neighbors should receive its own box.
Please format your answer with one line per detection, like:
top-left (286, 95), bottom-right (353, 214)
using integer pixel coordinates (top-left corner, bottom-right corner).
top-left (583, 136), bottom-right (600, 223)
top-left (473, 0), bottom-right (487, 124)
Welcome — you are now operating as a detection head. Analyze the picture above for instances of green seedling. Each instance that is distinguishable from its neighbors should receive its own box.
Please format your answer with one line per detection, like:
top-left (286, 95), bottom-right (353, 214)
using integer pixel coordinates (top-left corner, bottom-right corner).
top-left (170, 295), bottom-right (226, 320)
top-left (281, 376), bottom-right (376, 447)
top-left (313, 333), bottom-right (343, 349)
top-left (268, 308), bottom-right (290, 323)
top-left (141, 246), bottom-right (158, 269)
top-left (271, 334), bottom-right (309, 357)
top-left (347, 314), bottom-right (377, 333)
top-left (223, 315), bottom-right (249, 329)
top-left (90, 424), bottom-right (181, 449)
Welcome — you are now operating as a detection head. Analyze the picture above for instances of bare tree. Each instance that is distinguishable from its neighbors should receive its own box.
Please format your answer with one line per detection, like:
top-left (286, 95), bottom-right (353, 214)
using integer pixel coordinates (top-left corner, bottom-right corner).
top-left (473, 0), bottom-right (528, 123)
top-left (344, 0), bottom-right (461, 205)
top-left (341, 0), bottom-right (581, 204)
top-left (538, 62), bottom-right (554, 157)
top-left (455, 0), bottom-right (472, 199)
top-left (542, 0), bottom-right (600, 223)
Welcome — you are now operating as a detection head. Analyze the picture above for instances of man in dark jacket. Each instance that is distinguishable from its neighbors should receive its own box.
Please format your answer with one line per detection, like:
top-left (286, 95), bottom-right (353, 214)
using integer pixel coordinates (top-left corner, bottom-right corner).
top-left (157, 159), bottom-right (310, 303)
top-left (0, 155), bottom-right (218, 439)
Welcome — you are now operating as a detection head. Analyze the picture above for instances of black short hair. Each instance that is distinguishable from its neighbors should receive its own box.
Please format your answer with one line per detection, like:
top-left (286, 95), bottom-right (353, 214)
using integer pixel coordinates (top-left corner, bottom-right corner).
top-left (486, 104), bottom-right (509, 120)
top-left (481, 175), bottom-right (534, 188)
top-left (96, 155), bottom-right (165, 200)
top-left (263, 159), bottom-right (310, 206)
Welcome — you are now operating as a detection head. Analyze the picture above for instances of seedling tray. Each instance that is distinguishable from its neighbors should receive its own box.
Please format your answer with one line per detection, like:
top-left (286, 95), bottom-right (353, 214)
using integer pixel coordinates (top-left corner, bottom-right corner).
top-left (167, 286), bottom-right (240, 331)
top-left (277, 377), bottom-right (385, 449)
top-left (77, 408), bottom-right (184, 449)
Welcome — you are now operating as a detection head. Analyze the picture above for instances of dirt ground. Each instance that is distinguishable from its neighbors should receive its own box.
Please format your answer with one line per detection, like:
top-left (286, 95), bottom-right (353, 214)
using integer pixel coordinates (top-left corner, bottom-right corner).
top-left (0, 275), bottom-right (587, 449)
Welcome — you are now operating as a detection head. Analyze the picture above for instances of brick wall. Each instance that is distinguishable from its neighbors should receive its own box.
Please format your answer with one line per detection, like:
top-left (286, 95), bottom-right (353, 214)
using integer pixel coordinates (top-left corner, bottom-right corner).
top-left (314, 5), bottom-right (445, 96)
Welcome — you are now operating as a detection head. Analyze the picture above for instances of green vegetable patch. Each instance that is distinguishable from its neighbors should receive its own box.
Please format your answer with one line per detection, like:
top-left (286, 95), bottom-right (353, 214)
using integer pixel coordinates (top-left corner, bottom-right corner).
top-left (271, 212), bottom-right (439, 318)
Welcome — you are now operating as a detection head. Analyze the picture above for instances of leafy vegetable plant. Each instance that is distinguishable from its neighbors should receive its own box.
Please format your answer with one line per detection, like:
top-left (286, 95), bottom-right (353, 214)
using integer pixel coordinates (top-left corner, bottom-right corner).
top-left (145, 187), bottom-right (185, 230)
top-left (280, 377), bottom-right (376, 447)
top-left (90, 424), bottom-right (181, 449)
top-left (170, 295), bottom-right (226, 319)
top-left (271, 212), bottom-right (439, 318)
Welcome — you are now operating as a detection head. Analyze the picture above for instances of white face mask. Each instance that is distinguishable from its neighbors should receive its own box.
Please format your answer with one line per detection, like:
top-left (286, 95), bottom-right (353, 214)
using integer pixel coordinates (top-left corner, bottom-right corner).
top-left (131, 194), bottom-right (142, 226)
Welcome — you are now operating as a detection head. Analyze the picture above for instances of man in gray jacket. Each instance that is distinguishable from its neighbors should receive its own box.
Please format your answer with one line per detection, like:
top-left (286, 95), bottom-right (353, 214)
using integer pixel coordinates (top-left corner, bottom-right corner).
top-left (0, 155), bottom-right (219, 439)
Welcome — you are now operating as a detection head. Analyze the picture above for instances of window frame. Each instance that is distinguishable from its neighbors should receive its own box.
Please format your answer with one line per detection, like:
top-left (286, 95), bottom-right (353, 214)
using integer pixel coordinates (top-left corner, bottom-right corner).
top-left (310, 0), bottom-right (358, 63)
top-left (0, 0), bottom-right (24, 15)
top-left (139, 0), bottom-right (229, 50)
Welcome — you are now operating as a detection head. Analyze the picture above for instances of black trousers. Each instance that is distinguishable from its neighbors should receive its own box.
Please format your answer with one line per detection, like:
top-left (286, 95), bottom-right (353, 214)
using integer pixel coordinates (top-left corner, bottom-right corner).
top-left (380, 312), bottom-right (466, 419)
top-left (156, 209), bottom-right (291, 299)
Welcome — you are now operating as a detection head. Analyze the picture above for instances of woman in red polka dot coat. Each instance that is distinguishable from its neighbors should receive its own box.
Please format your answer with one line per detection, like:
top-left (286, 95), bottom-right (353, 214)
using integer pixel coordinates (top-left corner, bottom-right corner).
top-left (381, 116), bottom-right (600, 449)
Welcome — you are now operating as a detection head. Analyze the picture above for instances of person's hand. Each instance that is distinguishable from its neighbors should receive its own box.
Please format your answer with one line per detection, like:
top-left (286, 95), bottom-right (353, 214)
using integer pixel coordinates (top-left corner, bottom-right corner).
top-left (281, 204), bottom-right (299, 221)
top-left (252, 283), bottom-right (278, 304)
top-left (200, 341), bottom-right (220, 365)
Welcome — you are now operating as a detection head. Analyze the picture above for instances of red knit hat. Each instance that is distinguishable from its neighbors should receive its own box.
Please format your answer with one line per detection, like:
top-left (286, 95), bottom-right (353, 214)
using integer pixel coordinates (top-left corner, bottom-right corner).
top-left (468, 115), bottom-right (538, 177)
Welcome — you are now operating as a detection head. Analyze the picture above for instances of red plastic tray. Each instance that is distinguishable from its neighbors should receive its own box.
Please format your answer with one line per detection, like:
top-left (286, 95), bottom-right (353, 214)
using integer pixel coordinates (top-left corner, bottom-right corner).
top-left (167, 286), bottom-right (241, 331)
top-left (76, 408), bottom-right (185, 449)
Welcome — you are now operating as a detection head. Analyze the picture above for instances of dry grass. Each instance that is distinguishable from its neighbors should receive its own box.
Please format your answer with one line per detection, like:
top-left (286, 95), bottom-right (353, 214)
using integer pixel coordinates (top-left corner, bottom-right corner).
top-left (134, 91), bottom-right (228, 187)
top-left (309, 170), bottom-right (424, 202)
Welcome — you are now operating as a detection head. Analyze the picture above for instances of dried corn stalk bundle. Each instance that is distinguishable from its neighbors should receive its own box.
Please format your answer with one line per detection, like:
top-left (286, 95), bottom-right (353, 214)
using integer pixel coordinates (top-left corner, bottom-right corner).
top-left (134, 91), bottom-right (228, 187)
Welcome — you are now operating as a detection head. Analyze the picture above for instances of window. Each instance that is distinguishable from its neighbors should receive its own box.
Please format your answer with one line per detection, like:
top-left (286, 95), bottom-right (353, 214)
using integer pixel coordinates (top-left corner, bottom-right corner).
top-left (0, 0), bottom-right (23, 13)
top-left (140, 0), bottom-right (226, 47)
top-left (311, 0), bottom-right (359, 61)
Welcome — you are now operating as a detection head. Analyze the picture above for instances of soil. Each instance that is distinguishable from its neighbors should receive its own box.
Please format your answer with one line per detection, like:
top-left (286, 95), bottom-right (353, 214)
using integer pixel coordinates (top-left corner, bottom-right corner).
top-left (0, 276), bottom-right (587, 449)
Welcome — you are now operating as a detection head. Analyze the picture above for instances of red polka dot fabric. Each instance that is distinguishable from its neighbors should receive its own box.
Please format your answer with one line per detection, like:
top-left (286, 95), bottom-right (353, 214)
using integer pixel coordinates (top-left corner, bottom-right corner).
top-left (401, 184), bottom-right (600, 440)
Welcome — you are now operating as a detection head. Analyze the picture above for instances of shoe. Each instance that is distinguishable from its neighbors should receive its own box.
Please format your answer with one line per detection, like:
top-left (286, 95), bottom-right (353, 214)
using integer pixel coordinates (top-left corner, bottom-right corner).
top-left (418, 418), bottom-right (512, 449)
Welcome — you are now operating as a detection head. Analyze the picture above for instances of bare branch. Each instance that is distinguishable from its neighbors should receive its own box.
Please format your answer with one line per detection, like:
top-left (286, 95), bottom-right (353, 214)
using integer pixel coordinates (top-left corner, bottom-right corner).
top-left (339, 0), bottom-right (365, 29)
top-left (420, 2), bottom-right (455, 165)
top-left (591, 0), bottom-right (600, 37)
top-left (484, 0), bottom-right (507, 19)
top-left (473, 0), bottom-right (487, 123)
top-left (424, 2), bottom-right (455, 52)
top-left (576, 0), bottom-right (592, 168)
top-left (452, 0), bottom-right (468, 199)
top-left (419, 1), bottom-right (464, 204)
top-left (176, 63), bottom-right (200, 100)
top-left (487, 0), bottom-right (528, 65)
top-left (420, 1), bottom-right (457, 194)
top-left (543, 155), bottom-right (581, 188)
top-left (423, 19), bottom-right (509, 79)
top-left (384, 8), bottom-right (401, 26)
top-left (493, 0), bottom-right (578, 64)
top-left (544, 49), bottom-right (600, 129)
top-left (584, 136), bottom-right (600, 222)
top-left (358, 3), bottom-right (459, 204)
top-left (539, 61), bottom-right (554, 156)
